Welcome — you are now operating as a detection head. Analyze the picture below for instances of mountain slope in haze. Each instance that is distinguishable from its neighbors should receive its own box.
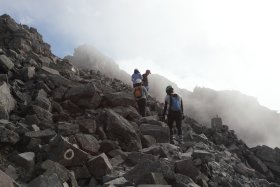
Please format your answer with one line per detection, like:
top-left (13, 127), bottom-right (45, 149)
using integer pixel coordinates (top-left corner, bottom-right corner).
top-left (66, 44), bottom-right (131, 85)
top-left (68, 44), bottom-right (280, 148)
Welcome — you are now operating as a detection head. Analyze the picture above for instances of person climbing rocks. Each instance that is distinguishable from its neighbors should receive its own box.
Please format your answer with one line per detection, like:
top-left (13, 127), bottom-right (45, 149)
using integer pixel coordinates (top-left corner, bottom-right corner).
top-left (142, 69), bottom-right (151, 91)
top-left (162, 85), bottom-right (184, 144)
top-left (133, 78), bottom-right (148, 117)
top-left (131, 69), bottom-right (143, 88)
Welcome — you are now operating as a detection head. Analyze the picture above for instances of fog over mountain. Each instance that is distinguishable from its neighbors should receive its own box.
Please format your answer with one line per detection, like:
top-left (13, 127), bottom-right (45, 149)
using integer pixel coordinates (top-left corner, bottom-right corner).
top-left (68, 44), bottom-right (280, 148)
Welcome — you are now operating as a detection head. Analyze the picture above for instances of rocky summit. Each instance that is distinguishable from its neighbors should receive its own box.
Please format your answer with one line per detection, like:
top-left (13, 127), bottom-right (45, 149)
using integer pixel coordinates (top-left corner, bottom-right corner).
top-left (0, 14), bottom-right (280, 187)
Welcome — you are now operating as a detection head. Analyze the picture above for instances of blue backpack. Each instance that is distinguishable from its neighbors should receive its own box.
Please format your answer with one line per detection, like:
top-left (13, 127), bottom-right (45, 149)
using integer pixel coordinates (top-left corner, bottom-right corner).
top-left (170, 95), bottom-right (181, 111)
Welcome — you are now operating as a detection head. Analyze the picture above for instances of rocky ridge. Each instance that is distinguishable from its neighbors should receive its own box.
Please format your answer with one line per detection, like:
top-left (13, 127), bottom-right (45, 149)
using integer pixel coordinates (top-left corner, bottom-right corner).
top-left (0, 14), bottom-right (280, 187)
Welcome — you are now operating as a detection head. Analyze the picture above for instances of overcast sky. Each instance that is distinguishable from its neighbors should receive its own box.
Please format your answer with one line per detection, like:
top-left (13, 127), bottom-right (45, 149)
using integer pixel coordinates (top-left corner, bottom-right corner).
top-left (1, 0), bottom-right (280, 111)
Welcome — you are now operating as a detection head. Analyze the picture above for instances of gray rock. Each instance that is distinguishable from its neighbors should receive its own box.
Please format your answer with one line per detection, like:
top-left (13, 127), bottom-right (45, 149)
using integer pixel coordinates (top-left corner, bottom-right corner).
top-left (0, 126), bottom-right (19, 144)
top-left (99, 140), bottom-right (120, 153)
top-left (174, 173), bottom-right (198, 187)
top-left (246, 154), bottom-right (269, 174)
top-left (70, 165), bottom-right (91, 180)
top-left (110, 155), bottom-right (125, 167)
top-left (233, 162), bottom-right (255, 177)
top-left (174, 159), bottom-right (200, 181)
top-left (139, 116), bottom-right (163, 126)
top-left (9, 152), bottom-right (35, 171)
top-left (57, 122), bottom-right (79, 136)
top-left (29, 105), bottom-right (52, 123)
top-left (0, 169), bottom-right (14, 187)
top-left (76, 118), bottom-right (96, 134)
top-left (39, 56), bottom-right (52, 66)
top-left (136, 172), bottom-right (168, 185)
top-left (104, 109), bottom-right (142, 151)
top-left (25, 129), bottom-right (56, 140)
top-left (27, 173), bottom-right (63, 187)
top-left (16, 67), bottom-right (35, 81)
top-left (34, 95), bottom-right (51, 111)
top-left (41, 160), bottom-right (78, 186)
top-left (127, 152), bottom-right (158, 166)
top-left (47, 135), bottom-right (90, 167)
top-left (103, 92), bottom-right (136, 107)
top-left (141, 135), bottom-right (157, 148)
top-left (75, 133), bottom-right (100, 155)
top-left (0, 82), bottom-right (16, 119)
top-left (124, 159), bottom-right (161, 183)
top-left (192, 150), bottom-right (213, 161)
top-left (140, 124), bottom-right (169, 143)
top-left (107, 149), bottom-right (128, 160)
top-left (41, 66), bottom-right (60, 75)
top-left (112, 105), bottom-right (141, 122)
top-left (104, 177), bottom-right (128, 186)
top-left (0, 74), bottom-right (8, 82)
top-left (5, 165), bottom-right (18, 180)
top-left (77, 94), bottom-right (102, 109)
top-left (87, 153), bottom-right (113, 179)
top-left (142, 145), bottom-right (168, 158)
top-left (64, 82), bottom-right (97, 102)
top-left (0, 55), bottom-right (14, 72)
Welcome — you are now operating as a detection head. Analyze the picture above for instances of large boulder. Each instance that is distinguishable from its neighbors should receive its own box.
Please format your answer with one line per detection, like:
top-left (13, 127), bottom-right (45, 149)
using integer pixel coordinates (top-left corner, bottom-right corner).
top-left (103, 92), bottom-right (136, 107)
top-left (0, 54), bottom-right (14, 73)
top-left (0, 126), bottom-right (19, 144)
top-left (75, 133), bottom-right (100, 155)
top-left (0, 169), bottom-right (14, 187)
top-left (103, 109), bottom-right (142, 151)
top-left (174, 159), bottom-right (200, 181)
top-left (27, 173), bottom-right (63, 187)
top-left (47, 135), bottom-right (90, 167)
top-left (0, 82), bottom-right (16, 119)
top-left (140, 124), bottom-right (169, 143)
top-left (87, 153), bottom-right (112, 179)
top-left (64, 82), bottom-right (98, 102)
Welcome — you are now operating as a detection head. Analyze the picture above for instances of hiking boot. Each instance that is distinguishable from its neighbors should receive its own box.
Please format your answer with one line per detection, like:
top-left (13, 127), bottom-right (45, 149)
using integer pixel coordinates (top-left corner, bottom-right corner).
top-left (170, 136), bottom-right (175, 144)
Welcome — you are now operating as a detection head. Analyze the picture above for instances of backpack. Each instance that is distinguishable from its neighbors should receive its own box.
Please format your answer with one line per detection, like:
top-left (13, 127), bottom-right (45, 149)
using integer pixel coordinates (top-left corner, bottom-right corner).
top-left (169, 94), bottom-right (181, 111)
top-left (134, 86), bottom-right (142, 98)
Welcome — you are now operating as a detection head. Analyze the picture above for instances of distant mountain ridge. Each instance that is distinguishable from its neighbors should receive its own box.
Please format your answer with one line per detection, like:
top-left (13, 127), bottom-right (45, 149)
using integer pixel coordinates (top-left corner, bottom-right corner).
top-left (68, 44), bottom-right (280, 148)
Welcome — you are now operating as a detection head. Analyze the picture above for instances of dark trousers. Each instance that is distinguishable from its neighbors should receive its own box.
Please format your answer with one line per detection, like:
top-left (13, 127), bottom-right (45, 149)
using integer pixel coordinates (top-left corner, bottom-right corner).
top-left (137, 98), bottom-right (146, 117)
top-left (167, 111), bottom-right (182, 137)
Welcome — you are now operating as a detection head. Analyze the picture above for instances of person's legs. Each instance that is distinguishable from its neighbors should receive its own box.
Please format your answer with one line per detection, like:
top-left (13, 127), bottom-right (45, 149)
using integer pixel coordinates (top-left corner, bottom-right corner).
top-left (167, 113), bottom-right (175, 144)
top-left (175, 112), bottom-right (183, 143)
top-left (137, 98), bottom-right (146, 117)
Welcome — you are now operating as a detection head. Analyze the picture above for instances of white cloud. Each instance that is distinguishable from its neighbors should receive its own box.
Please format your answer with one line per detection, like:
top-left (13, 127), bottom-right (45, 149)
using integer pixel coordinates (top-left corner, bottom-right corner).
top-left (1, 0), bottom-right (280, 110)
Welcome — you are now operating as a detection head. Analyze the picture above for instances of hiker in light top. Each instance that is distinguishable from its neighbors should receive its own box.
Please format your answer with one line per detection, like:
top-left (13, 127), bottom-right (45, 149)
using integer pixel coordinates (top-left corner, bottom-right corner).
top-left (131, 69), bottom-right (143, 88)
top-left (133, 79), bottom-right (148, 117)
top-left (142, 69), bottom-right (151, 91)
top-left (162, 85), bottom-right (184, 144)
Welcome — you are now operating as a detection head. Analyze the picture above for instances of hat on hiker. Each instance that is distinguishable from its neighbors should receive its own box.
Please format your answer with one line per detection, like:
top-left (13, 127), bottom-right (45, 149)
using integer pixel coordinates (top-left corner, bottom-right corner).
top-left (166, 85), bottom-right (174, 94)
top-left (146, 70), bottom-right (151, 74)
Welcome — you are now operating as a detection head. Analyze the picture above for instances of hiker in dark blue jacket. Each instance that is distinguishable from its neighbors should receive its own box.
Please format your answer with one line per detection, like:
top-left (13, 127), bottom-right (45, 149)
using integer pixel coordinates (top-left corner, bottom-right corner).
top-left (131, 69), bottom-right (143, 87)
top-left (162, 85), bottom-right (184, 144)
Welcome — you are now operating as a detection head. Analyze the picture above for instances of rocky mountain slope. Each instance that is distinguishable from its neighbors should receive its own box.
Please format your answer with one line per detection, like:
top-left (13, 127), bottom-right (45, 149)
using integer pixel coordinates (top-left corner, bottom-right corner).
top-left (68, 44), bottom-right (280, 148)
top-left (1, 14), bottom-right (280, 187)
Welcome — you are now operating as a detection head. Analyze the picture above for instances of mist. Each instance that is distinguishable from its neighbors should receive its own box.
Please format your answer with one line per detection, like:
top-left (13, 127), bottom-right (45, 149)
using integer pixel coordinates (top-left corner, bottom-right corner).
top-left (67, 44), bottom-right (280, 148)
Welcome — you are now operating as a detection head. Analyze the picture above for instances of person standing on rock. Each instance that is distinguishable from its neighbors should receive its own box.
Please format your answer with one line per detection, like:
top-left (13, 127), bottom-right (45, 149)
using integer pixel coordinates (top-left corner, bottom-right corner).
top-left (131, 69), bottom-right (143, 88)
top-left (162, 85), bottom-right (184, 144)
top-left (142, 69), bottom-right (151, 91)
top-left (133, 79), bottom-right (148, 117)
